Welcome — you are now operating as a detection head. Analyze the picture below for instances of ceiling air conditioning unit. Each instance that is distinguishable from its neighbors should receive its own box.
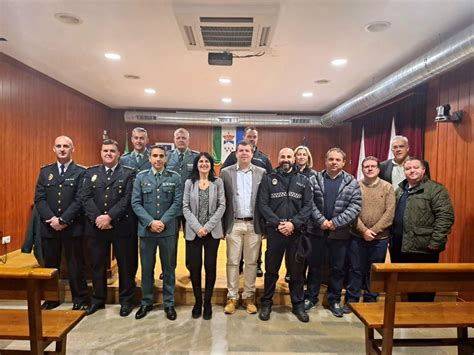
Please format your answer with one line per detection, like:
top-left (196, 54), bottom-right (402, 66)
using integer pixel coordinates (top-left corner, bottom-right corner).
top-left (174, 3), bottom-right (279, 52)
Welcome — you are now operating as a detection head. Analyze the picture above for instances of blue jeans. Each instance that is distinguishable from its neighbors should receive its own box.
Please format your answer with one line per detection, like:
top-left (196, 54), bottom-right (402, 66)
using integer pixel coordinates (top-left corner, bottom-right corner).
top-left (347, 237), bottom-right (389, 302)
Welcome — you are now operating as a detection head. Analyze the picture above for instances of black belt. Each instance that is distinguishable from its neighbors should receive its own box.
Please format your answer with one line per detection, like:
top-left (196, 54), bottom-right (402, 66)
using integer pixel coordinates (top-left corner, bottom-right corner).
top-left (235, 217), bottom-right (253, 221)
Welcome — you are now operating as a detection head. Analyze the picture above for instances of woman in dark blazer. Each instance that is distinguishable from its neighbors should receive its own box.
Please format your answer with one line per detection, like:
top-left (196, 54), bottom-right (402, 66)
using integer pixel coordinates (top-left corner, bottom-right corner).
top-left (182, 152), bottom-right (226, 320)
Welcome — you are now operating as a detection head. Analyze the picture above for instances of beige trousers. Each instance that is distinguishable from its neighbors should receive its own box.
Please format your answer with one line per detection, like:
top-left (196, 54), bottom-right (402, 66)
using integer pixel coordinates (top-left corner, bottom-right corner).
top-left (226, 220), bottom-right (262, 300)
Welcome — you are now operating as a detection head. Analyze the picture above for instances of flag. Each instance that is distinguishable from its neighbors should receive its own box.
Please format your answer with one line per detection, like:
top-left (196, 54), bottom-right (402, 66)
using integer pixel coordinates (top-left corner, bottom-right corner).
top-left (124, 132), bottom-right (130, 154)
top-left (356, 127), bottom-right (366, 180)
top-left (387, 117), bottom-right (396, 159)
top-left (212, 126), bottom-right (245, 165)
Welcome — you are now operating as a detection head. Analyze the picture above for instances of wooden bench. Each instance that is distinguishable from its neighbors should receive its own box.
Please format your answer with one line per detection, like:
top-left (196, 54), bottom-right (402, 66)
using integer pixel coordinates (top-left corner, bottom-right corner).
top-left (0, 267), bottom-right (86, 354)
top-left (350, 263), bottom-right (474, 355)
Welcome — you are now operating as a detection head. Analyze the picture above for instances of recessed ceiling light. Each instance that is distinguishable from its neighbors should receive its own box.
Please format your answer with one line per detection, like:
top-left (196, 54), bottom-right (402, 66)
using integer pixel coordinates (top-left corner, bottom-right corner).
top-left (315, 79), bottom-right (330, 85)
top-left (219, 77), bottom-right (231, 85)
top-left (221, 98), bottom-right (232, 103)
top-left (54, 13), bottom-right (83, 25)
top-left (331, 58), bottom-right (348, 66)
top-left (104, 52), bottom-right (121, 60)
top-left (124, 74), bottom-right (140, 80)
top-left (302, 92), bottom-right (313, 98)
top-left (144, 88), bottom-right (156, 94)
top-left (364, 21), bottom-right (391, 33)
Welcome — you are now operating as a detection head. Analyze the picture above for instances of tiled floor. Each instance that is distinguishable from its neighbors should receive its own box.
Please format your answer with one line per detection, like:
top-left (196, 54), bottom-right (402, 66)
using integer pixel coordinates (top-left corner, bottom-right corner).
top-left (0, 301), bottom-right (463, 354)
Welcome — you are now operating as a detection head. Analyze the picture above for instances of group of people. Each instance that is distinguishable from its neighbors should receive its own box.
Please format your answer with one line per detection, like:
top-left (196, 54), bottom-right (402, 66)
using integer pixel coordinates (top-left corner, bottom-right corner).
top-left (30, 126), bottom-right (454, 324)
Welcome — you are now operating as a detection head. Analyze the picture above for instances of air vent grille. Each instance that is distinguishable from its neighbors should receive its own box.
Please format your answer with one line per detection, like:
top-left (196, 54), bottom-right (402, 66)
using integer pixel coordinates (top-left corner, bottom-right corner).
top-left (200, 17), bottom-right (253, 23)
top-left (291, 118), bottom-right (311, 124)
top-left (201, 26), bottom-right (253, 47)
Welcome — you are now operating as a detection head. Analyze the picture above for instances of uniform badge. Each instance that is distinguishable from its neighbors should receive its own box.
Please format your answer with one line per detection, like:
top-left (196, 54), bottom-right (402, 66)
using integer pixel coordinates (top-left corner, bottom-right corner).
top-left (91, 174), bottom-right (97, 182)
top-left (272, 178), bottom-right (278, 185)
top-left (48, 173), bottom-right (53, 181)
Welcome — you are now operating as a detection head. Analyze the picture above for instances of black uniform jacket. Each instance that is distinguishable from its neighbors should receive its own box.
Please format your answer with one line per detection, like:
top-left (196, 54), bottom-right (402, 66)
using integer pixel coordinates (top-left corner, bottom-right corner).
top-left (81, 164), bottom-right (136, 238)
top-left (258, 167), bottom-right (313, 232)
top-left (34, 162), bottom-right (85, 238)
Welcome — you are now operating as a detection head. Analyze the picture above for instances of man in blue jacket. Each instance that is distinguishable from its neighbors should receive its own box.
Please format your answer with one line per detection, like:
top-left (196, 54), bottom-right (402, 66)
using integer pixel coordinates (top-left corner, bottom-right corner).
top-left (132, 145), bottom-right (183, 320)
top-left (307, 148), bottom-right (362, 317)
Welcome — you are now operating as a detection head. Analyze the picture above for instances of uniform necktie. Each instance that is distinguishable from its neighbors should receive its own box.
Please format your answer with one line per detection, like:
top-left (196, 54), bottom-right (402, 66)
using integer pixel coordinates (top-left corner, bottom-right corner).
top-left (178, 153), bottom-right (184, 163)
top-left (136, 153), bottom-right (141, 163)
top-left (60, 164), bottom-right (65, 176)
top-left (106, 169), bottom-right (113, 177)
top-left (155, 172), bottom-right (161, 184)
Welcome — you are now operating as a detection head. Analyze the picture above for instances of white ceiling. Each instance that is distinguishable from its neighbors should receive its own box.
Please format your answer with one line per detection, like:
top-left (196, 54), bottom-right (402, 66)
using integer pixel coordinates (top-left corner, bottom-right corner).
top-left (1, 0), bottom-right (472, 112)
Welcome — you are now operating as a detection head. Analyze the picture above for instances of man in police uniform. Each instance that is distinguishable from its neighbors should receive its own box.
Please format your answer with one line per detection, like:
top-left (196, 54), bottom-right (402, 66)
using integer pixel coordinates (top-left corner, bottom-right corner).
top-left (223, 127), bottom-right (272, 276)
top-left (119, 127), bottom-right (151, 173)
top-left (165, 128), bottom-right (199, 274)
top-left (34, 135), bottom-right (89, 310)
top-left (258, 147), bottom-right (313, 322)
top-left (132, 145), bottom-right (183, 320)
top-left (81, 139), bottom-right (137, 317)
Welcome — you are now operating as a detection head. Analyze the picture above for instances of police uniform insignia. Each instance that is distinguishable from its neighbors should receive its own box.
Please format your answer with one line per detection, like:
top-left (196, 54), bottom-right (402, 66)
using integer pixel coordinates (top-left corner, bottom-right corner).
top-left (48, 173), bottom-right (53, 181)
top-left (272, 178), bottom-right (278, 185)
top-left (91, 174), bottom-right (97, 182)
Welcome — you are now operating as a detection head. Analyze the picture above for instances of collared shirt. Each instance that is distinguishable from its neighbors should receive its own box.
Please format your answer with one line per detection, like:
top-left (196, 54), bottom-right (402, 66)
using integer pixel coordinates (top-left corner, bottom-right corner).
top-left (56, 160), bottom-right (72, 174)
top-left (235, 164), bottom-right (253, 218)
top-left (133, 150), bottom-right (146, 160)
top-left (152, 167), bottom-right (164, 176)
top-left (105, 164), bottom-right (118, 175)
top-left (391, 160), bottom-right (405, 188)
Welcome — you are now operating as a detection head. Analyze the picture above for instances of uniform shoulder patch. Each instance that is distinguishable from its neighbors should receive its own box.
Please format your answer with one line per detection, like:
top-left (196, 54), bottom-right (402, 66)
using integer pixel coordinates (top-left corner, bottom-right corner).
top-left (191, 149), bottom-right (200, 155)
top-left (40, 163), bottom-right (56, 169)
top-left (122, 165), bottom-right (135, 171)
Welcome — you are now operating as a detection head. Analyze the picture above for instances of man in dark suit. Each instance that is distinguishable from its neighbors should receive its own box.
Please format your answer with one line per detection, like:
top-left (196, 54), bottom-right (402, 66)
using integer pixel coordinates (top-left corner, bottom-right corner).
top-left (81, 139), bottom-right (137, 317)
top-left (380, 135), bottom-right (430, 188)
top-left (119, 127), bottom-right (151, 173)
top-left (34, 135), bottom-right (89, 310)
top-left (132, 145), bottom-right (183, 320)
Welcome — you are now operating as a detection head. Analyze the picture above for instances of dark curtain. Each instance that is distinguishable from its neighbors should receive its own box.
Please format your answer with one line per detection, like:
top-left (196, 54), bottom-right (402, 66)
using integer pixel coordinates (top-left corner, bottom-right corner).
top-left (350, 90), bottom-right (427, 175)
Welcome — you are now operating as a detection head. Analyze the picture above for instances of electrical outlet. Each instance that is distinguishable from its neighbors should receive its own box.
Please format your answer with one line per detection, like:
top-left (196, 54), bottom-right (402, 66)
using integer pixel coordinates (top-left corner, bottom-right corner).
top-left (1, 236), bottom-right (11, 244)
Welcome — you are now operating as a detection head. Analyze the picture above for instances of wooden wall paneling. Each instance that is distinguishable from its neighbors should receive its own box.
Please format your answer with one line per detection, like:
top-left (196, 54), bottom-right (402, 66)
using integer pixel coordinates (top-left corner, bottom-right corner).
top-left (0, 54), bottom-right (109, 252)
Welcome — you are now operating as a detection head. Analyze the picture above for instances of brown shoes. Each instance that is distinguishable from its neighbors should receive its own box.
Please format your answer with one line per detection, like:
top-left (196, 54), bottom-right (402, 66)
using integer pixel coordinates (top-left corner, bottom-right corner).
top-left (243, 298), bottom-right (257, 314)
top-left (224, 298), bottom-right (238, 314)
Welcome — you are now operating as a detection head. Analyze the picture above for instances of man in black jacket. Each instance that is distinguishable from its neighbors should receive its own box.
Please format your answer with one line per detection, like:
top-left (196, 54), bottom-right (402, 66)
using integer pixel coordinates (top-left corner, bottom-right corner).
top-left (81, 139), bottom-right (137, 317)
top-left (258, 147), bottom-right (313, 322)
top-left (34, 136), bottom-right (88, 310)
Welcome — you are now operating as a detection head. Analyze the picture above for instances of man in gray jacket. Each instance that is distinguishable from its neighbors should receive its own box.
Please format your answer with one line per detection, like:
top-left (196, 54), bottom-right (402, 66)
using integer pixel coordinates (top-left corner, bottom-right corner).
top-left (307, 148), bottom-right (362, 318)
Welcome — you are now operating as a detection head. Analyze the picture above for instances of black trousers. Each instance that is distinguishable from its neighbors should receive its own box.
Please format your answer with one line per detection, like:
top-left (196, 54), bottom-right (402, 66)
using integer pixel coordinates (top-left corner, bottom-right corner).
top-left (42, 236), bottom-right (89, 304)
top-left (186, 235), bottom-right (220, 304)
top-left (390, 234), bottom-right (439, 302)
top-left (89, 234), bottom-right (137, 306)
top-left (261, 231), bottom-right (305, 309)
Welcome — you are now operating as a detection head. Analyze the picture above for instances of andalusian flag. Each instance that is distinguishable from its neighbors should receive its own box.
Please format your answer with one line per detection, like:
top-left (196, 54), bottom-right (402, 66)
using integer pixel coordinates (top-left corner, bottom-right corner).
top-left (356, 127), bottom-right (366, 181)
top-left (387, 117), bottom-right (396, 159)
top-left (212, 126), bottom-right (245, 165)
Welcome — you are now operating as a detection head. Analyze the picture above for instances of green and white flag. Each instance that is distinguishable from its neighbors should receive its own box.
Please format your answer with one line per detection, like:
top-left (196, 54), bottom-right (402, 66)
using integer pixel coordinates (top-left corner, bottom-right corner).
top-left (212, 126), bottom-right (246, 165)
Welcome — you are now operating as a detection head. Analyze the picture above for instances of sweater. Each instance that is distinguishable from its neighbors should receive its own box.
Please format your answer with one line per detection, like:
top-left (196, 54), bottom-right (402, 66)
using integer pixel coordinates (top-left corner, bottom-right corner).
top-left (352, 178), bottom-right (395, 240)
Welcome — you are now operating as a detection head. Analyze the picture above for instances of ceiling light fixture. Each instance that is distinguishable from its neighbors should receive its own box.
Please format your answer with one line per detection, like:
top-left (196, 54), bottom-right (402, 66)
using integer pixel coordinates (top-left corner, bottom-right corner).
top-left (104, 52), bottom-right (121, 60)
top-left (54, 13), bottom-right (83, 25)
top-left (218, 77), bottom-right (231, 85)
top-left (331, 58), bottom-right (348, 66)
top-left (144, 88), bottom-right (156, 94)
top-left (221, 98), bottom-right (232, 103)
top-left (302, 92), bottom-right (313, 98)
top-left (365, 21), bottom-right (391, 33)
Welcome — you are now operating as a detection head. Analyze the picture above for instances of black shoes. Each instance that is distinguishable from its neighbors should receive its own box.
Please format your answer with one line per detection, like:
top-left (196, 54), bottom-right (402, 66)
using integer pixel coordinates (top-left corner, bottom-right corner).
top-left (342, 302), bottom-right (353, 314)
top-left (256, 266), bottom-right (264, 278)
top-left (120, 304), bottom-right (133, 317)
top-left (192, 303), bottom-right (202, 319)
top-left (72, 302), bottom-right (89, 311)
top-left (164, 306), bottom-right (177, 320)
top-left (329, 303), bottom-right (344, 318)
top-left (41, 301), bottom-right (60, 310)
top-left (203, 303), bottom-right (212, 320)
top-left (292, 308), bottom-right (309, 323)
top-left (135, 305), bottom-right (153, 319)
top-left (284, 274), bottom-right (290, 283)
top-left (159, 273), bottom-right (164, 280)
top-left (259, 306), bottom-right (271, 321)
top-left (86, 303), bottom-right (105, 316)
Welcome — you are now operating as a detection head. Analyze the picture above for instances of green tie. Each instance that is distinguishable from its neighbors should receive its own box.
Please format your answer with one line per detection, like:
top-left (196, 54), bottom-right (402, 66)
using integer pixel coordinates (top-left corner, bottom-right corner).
top-left (179, 153), bottom-right (184, 163)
